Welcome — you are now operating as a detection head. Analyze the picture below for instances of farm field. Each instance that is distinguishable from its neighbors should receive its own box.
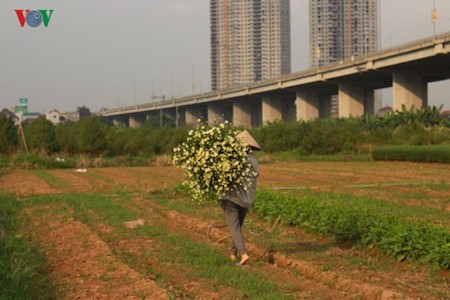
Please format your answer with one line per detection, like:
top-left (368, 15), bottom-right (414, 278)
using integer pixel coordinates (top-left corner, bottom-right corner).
top-left (0, 161), bottom-right (449, 299)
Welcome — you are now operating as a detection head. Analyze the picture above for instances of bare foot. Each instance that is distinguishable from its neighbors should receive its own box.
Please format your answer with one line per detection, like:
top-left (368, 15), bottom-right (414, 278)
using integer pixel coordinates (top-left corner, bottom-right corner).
top-left (236, 253), bottom-right (249, 266)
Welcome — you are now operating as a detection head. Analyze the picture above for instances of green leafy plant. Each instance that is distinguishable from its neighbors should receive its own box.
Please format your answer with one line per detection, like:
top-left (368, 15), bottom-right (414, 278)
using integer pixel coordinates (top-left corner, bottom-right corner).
top-left (252, 190), bottom-right (450, 269)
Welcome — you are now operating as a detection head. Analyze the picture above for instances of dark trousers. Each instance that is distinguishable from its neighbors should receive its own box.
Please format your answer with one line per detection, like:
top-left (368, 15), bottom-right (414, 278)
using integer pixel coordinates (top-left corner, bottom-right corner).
top-left (220, 200), bottom-right (248, 256)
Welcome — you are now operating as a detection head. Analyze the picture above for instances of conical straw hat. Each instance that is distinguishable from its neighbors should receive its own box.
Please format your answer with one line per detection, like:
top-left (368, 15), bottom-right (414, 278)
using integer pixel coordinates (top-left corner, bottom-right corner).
top-left (235, 130), bottom-right (262, 150)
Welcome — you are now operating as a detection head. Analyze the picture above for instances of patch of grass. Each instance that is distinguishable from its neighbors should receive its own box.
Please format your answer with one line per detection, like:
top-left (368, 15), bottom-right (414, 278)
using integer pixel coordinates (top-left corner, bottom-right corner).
top-left (423, 182), bottom-right (450, 191)
top-left (29, 170), bottom-right (68, 188)
top-left (0, 156), bottom-right (10, 168)
top-left (159, 232), bottom-right (293, 299)
top-left (67, 194), bottom-right (137, 229)
top-left (320, 264), bottom-right (335, 272)
top-left (149, 188), bottom-right (221, 220)
top-left (0, 194), bottom-right (55, 299)
top-left (277, 151), bottom-right (372, 162)
top-left (82, 171), bottom-right (115, 184)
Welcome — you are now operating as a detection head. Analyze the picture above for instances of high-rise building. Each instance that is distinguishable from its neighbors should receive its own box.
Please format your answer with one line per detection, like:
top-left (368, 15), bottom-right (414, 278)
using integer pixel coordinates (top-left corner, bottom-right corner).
top-left (309, 0), bottom-right (380, 116)
top-left (210, 0), bottom-right (291, 91)
top-left (309, 0), bottom-right (379, 68)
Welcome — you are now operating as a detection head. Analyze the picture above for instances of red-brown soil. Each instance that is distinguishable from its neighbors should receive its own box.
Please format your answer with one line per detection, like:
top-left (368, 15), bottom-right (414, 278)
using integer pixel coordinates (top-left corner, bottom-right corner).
top-left (1, 161), bottom-right (449, 299)
top-left (23, 204), bottom-right (167, 300)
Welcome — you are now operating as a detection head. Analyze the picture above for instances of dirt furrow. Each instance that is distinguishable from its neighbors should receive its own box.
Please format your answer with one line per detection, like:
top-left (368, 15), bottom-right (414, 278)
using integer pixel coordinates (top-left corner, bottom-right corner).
top-left (0, 170), bottom-right (58, 196)
top-left (22, 204), bottom-right (167, 300)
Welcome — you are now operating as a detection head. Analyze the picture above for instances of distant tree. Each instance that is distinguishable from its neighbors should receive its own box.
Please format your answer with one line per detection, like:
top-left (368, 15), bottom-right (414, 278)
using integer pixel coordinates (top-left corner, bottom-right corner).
top-left (77, 105), bottom-right (91, 119)
top-left (75, 117), bottom-right (107, 154)
top-left (23, 116), bottom-right (59, 154)
top-left (105, 127), bottom-right (129, 156)
top-left (99, 116), bottom-right (113, 127)
top-left (55, 122), bottom-right (78, 154)
top-left (0, 115), bottom-right (18, 154)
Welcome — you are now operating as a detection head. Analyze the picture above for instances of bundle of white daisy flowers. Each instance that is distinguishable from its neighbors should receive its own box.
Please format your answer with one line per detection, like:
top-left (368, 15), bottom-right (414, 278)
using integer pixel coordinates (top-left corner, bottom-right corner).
top-left (173, 121), bottom-right (254, 202)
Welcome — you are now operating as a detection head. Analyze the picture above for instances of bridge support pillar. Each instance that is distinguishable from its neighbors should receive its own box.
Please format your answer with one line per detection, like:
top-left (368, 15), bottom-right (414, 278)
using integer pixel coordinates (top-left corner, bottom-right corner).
top-left (208, 104), bottom-right (224, 124)
top-left (129, 114), bottom-right (145, 128)
top-left (262, 95), bottom-right (283, 124)
top-left (165, 109), bottom-right (177, 128)
top-left (176, 107), bottom-right (185, 127)
top-left (172, 107), bottom-right (180, 128)
top-left (296, 89), bottom-right (319, 121)
top-left (112, 116), bottom-right (127, 127)
top-left (338, 84), bottom-right (366, 117)
top-left (185, 107), bottom-right (202, 126)
top-left (364, 90), bottom-right (377, 115)
top-left (207, 103), bottom-right (233, 124)
top-left (233, 101), bottom-right (252, 127)
top-left (393, 71), bottom-right (427, 111)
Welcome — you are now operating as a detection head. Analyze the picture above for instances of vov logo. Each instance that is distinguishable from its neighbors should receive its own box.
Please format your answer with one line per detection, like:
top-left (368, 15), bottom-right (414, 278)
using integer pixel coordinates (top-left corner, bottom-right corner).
top-left (15, 10), bottom-right (54, 28)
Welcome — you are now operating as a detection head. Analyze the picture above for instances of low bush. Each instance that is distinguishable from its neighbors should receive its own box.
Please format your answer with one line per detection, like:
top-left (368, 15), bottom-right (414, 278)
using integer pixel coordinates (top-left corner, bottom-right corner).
top-left (372, 145), bottom-right (450, 163)
top-left (252, 190), bottom-right (450, 269)
top-left (254, 118), bottom-right (361, 154)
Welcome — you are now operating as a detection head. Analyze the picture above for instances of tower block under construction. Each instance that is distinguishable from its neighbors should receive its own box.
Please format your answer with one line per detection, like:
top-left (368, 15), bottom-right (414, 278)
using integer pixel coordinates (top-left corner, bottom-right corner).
top-left (309, 0), bottom-right (380, 116)
top-left (210, 0), bottom-right (291, 91)
top-left (309, 0), bottom-right (379, 68)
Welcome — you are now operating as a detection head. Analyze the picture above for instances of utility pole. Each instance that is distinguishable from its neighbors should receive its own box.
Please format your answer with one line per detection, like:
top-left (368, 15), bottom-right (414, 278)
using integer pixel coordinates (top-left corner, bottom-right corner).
top-left (192, 66), bottom-right (196, 95)
top-left (134, 81), bottom-right (137, 105)
top-left (18, 118), bottom-right (29, 154)
top-left (431, 0), bottom-right (438, 40)
top-left (171, 72), bottom-right (174, 99)
top-left (117, 87), bottom-right (120, 107)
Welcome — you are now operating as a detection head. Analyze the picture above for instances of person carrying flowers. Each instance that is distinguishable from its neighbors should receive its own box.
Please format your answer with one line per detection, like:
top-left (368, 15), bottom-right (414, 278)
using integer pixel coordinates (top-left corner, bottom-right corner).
top-left (220, 130), bottom-right (260, 267)
top-left (173, 123), bottom-right (261, 267)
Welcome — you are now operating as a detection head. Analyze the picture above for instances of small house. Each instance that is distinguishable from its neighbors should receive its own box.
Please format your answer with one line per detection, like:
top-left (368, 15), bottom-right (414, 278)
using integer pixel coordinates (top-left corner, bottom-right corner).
top-left (46, 109), bottom-right (64, 125)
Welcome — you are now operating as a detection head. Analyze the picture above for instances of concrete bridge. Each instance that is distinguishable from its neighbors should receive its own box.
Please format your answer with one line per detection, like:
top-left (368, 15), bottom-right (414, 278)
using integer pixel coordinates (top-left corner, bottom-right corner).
top-left (97, 33), bottom-right (450, 128)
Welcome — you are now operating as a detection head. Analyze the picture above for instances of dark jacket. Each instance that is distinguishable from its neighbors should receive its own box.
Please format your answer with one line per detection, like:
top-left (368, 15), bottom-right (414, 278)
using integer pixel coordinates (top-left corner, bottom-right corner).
top-left (220, 154), bottom-right (259, 208)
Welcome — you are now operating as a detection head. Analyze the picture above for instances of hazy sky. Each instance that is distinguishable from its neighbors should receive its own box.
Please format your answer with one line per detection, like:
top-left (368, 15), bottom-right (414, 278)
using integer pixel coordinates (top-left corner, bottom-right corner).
top-left (1, 0), bottom-right (449, 113)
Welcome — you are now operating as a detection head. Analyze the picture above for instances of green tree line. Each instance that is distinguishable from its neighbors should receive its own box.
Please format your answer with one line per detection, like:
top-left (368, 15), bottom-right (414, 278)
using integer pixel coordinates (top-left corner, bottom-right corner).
top-left (0, 105), bottom-right (448, 157)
